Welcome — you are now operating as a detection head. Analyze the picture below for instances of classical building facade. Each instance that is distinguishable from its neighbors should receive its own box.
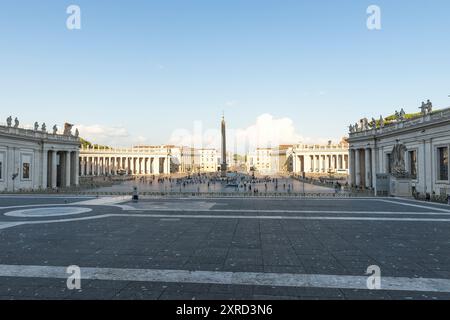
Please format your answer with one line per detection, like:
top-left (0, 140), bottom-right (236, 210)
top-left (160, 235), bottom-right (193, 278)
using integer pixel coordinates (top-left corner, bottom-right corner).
top-left (79, 145), bottom-right (173, 176)
top-left (0, 119), bottom-right (80, 191)
top-left (246, 146), bottom-right (294, 175)
top-left (291, 140), bottom-right (349, 176)
top-left (79, 145), bottom-right (222, 176)
top-left (347, 101), bottom-right (450, 196)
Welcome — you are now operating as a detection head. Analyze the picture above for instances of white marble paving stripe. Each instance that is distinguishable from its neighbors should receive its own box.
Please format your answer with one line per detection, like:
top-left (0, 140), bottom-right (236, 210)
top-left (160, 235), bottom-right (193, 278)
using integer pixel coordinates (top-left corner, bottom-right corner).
top-left (120, 207), bottom-right (450, 216)
top-left (379, 199), bottom-right (450, 213)
top-left (0, 264), bottom-right (449, 293)
top-left (72, 196), bottom-right (131, 206)
top-left (2, 212), bottom-right (450, 232)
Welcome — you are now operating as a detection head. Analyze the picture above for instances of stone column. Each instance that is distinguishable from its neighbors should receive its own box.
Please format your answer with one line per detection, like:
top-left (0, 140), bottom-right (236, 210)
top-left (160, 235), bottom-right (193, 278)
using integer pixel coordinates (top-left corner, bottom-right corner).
top-left (349, 150), bottom-right (355, 185)
top-left (365, 148), bottom-right (372, 189)
top-left (325, 155), bottom-right (329, 173)
top-left (371, 147), bottom-right (377, 193)
top-left (153, 157), bottom-right (160, 175)
top-left (42, 150), bottom-right (48, 189)
top-left (91, 157), bottom-right (95, 176)
top-left (130, 157), bottom-right (134, 175)
top-left (165, 156), bottom-right (170, 174)
top-left (72, 151), bottom-right (79, 186)
top-left (102, 157), bottom-right (106, 175)
top-left (303, 155), bottom-right (310, 173)
top-left (65, 151), bottom-right (71, 187)
top-left (51, 151), bottom-right (57, 189)
top-left (79, 157), bottom-right (86, 177)
top-left (355, 149), bottom-right (361, 187)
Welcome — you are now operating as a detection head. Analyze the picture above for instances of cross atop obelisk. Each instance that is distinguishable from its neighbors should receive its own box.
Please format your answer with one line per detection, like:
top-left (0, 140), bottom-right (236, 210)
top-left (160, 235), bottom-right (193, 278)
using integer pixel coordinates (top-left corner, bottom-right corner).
top-left (220, 114), bottom-right (227, 177)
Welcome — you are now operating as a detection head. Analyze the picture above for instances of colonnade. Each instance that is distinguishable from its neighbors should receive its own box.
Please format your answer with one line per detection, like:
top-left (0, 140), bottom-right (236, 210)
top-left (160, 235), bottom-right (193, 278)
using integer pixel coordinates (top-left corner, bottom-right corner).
top-left (43, 150), bottom-right (80, 189)
top-left (293, 153), bottom-right (349, 174)
top-left (79, 155), bottom-right (171, 176)
top-left (348, 147), bottom-right (376, 189)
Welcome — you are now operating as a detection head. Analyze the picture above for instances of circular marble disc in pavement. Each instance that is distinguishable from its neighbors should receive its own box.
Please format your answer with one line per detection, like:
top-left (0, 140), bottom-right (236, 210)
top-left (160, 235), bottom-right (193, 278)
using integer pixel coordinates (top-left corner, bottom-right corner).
top-left (4, 207), bottom-right (92, 218)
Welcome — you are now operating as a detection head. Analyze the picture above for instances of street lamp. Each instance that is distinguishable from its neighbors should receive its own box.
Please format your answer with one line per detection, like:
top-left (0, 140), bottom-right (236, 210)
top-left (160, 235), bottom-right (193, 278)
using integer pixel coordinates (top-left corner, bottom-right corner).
top-left (11, 172), bottom-right (19, 193)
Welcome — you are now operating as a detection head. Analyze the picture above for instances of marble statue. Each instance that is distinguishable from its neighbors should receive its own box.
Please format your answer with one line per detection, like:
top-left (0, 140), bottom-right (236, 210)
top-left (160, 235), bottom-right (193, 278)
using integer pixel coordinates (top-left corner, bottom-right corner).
top-left (354, 123), bottom-right (359, 132)
top-left (426, 99), bottom-right (433, 113)
top-left (379, 115), bottom-right (385, 128)
top-left (75, 128), bottom-right (79, 137)
top-left (420, 101), bottom-right (427, 115)
top-left (399, 108), bottom-right (406, 120)
top-left (6, 116), bottom-right (12, 127)
top-left (41, 123), bottom-right (47, 132)
top-left (14, 117), bottom-right (19, 128)
top-left (34, 122), bottom-right (39, 131)
top-left (363, 118), bottom-right (369, 131)
top-left (349, 124), bottom-right (354, 133)
top-left (390, 143), bottom-right (409, 177)
top-left (53, 125), bottom-right (58, 134)
top-left (63, 123), bottom-right (73, 136)
top-left (370, 118), bottom-right (377, 129)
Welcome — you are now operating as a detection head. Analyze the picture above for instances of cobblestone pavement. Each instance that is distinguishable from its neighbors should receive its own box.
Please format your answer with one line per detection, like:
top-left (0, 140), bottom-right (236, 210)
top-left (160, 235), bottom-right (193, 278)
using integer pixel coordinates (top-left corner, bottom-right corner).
top-left (0, 194), bottom-right (450, 300)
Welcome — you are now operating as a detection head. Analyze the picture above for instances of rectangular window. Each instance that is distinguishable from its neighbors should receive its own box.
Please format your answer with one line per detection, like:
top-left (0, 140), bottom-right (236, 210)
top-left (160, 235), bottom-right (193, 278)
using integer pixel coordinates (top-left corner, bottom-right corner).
top-left (408, 150), bottom-right (417, 179)
top-left (438, 147), bottom-right (449, 181)
top-left (23, 162), bottom-right (30, 179)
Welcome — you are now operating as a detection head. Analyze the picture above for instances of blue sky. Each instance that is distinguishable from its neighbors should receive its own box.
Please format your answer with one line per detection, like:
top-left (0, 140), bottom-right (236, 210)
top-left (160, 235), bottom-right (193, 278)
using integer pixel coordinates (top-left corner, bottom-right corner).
top-left (1, 0), bottom-right (449, 148)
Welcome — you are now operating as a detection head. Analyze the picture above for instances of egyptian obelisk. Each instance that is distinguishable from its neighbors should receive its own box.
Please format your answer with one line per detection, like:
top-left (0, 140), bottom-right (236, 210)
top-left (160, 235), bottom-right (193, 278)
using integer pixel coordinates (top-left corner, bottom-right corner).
top-left (220, 114), bottom-right (227, 177)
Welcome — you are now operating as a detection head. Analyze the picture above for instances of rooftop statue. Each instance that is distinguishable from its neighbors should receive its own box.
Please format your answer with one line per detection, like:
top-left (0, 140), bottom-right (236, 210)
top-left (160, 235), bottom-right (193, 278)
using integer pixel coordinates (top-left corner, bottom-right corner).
top-left (419, 100), bottom-right (433, 116)
top-left (41, 123), bottom-right (47, 132)
top-left (399, 108), bottom-right (406, 120)
top-left (420, 101), bottom-right (427, 115)
top-left (426, 99), bottom-right (433, 113)
top-left (14, 117), bottom-right (19, 128)
top-left (359, 118), bottom-right (369, 131)
top-left (379, 115), bottom-right (384, 128)
top-left (75, 128), bottom-right (79, 137)
top-left (349, 124), bottom-right (355, 133)
top-left (34, 122), bottom-right (39, 131)
top-left (370, 117), bottom-right (377, 129)
top-left (63, 123), bottom-right (74, 136)
top-left (53, 125), bottom-right (58, 134)
top-left (6, 116), bottom-right (12, 127)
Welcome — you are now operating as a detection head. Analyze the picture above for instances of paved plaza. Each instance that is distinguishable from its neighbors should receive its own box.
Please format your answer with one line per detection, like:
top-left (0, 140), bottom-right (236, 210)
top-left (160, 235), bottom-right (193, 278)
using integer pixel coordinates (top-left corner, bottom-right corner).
top-left (1, 194), bottom-right (450, 300)
top-left (87, 176), bottom-right (337, 194)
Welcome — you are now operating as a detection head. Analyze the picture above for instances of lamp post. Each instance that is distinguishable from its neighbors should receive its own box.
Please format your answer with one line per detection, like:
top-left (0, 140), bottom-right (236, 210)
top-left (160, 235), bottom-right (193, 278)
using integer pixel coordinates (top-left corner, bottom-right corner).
top-left (12, 172), bottom-right (19, 193)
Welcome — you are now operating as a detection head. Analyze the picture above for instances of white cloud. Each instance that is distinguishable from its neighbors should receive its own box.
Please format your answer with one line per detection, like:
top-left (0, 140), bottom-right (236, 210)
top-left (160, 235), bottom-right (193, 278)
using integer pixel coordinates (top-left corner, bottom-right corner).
top-left (76, 114), bottom-right (334, 152)
top-left (225, 100), bottom-right (238, 107)
top-left (168, 113), bottom-right (332, 154)
top-left (74, 124), bottom-right (148, 147)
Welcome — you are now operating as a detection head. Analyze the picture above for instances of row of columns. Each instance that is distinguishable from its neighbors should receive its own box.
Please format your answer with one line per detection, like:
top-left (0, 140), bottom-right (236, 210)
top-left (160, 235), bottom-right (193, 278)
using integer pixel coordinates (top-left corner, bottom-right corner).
top-left (42, 150), bottom-right (79, 189)
top-left (293, 154), bottom-right (349, 174)
top-left (79, 156), bottom-right (171, 176)
top-left (349, 148), bottom-right (376, 189)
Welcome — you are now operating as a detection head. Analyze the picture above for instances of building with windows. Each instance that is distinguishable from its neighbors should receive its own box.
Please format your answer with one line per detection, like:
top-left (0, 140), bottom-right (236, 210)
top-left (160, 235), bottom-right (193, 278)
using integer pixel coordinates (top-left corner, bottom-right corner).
top-left (0, 119), bottom-right (80, 191)
top-left (347, 102), bottom-right (450, 196)
top-left (199, 148), bottom-right (219, 173)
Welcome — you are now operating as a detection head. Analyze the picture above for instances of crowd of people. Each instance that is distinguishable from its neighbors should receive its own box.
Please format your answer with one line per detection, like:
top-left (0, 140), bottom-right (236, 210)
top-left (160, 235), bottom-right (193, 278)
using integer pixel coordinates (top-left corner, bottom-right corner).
top-left (130, 173), bottom-right (301, 194)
